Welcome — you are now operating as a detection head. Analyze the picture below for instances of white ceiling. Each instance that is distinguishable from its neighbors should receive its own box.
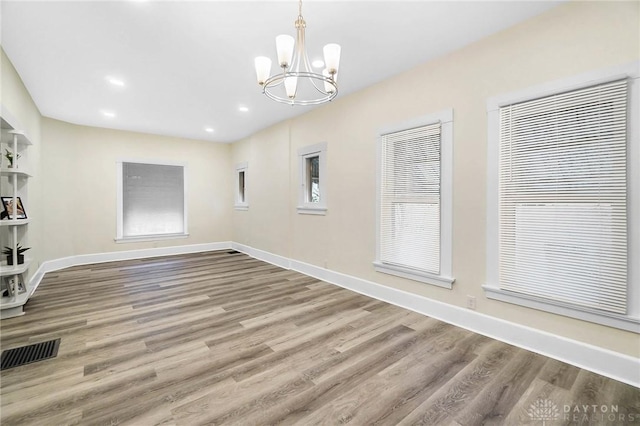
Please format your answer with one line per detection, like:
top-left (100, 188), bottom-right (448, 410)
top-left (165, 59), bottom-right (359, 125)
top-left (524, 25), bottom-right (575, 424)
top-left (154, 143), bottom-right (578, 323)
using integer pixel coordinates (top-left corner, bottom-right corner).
top-left (1, 1), bottom-right (562, 143)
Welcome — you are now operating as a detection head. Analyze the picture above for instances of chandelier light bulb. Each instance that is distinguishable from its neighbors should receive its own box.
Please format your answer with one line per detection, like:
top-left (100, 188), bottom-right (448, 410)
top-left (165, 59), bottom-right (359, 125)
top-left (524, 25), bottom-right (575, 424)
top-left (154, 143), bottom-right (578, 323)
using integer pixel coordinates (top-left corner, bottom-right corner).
top-left (323, 44), bottom-right (341, 75)
top-left (284, 76), bottom-right (298, 99)
top-left (254, 56), bottom-right (272, 85)
top-left (276, 35), bottom-right (295, 68)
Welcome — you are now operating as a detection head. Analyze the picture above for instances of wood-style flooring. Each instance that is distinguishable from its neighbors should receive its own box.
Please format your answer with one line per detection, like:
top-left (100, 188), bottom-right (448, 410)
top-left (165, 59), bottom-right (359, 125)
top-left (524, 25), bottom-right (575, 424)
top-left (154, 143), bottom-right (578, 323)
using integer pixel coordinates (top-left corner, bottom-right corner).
top-left (0, 250), bottom-right (638, 425)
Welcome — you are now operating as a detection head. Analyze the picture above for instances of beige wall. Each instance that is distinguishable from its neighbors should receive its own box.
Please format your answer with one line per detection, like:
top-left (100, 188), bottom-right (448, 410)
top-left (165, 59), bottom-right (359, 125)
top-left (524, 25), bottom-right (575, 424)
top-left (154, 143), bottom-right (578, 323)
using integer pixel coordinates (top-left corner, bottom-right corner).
top-left (232, 124), bottom-right (292, 256)
top-left (1, 47), bottom-right (43, 281)
top-left (41, 118), bottom-right (232, 261)
top-left (231, 1), bottom-right (640, 357)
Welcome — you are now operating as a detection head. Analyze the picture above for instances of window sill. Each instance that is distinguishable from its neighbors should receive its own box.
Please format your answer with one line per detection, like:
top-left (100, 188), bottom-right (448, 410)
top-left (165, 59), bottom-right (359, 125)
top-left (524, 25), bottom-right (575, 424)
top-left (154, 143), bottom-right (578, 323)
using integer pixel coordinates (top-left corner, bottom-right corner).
top-left (483, 285), bottom-right (640, 333)
top-left (114, 233), bottom-right (190, 244)
top-left (373, 261), bottom-right (454, 289)
top-left (297, 206), bottom-right (327, 216)
top-left (234, 205), bottom-right (249, 211)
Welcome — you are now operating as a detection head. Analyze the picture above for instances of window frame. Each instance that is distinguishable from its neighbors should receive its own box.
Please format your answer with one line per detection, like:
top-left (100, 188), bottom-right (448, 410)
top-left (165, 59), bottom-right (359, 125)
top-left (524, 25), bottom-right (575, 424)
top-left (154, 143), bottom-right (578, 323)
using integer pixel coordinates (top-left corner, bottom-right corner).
top-left (297, 142), bottom-right (327, 215)
top-left (234, 162), bottom-right (249, 211)
top-left (374, 108), bottom-right (455, 289)
top-left (115, 159), bottom-right (189, 243)
top-left (484, 62), bottom-right (640, 332)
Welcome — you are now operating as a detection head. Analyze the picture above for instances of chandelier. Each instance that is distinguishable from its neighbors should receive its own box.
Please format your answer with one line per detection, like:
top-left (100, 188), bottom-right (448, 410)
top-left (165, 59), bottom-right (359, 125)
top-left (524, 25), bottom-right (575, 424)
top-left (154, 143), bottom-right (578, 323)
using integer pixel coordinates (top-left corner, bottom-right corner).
top-left (254, 0), bottom-right (341, 106)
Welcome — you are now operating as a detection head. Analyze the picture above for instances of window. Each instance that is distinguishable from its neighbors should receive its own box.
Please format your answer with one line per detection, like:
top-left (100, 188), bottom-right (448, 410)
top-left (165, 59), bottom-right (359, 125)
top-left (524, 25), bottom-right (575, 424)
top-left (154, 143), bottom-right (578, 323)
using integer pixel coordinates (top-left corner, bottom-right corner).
top-left (235, 162), bottom-right (248, 210)
top-left (297, 142), bottom-right (327, 215)
top-left (116, 161), bottom-right (188, 241)
top-left (306, 156), bottom-right (320, 203)
top-left (374, 109), bottom-right (454, 289)
top-left (485, 63), bottom-right (639, 332)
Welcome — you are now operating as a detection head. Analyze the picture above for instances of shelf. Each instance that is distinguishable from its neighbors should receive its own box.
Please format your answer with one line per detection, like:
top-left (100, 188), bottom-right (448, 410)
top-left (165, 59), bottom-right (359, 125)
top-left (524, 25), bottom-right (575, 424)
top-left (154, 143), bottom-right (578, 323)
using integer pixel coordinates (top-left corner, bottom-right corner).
top-left (0, 219), bottom-right (30, 227)
top-left (0, 259), bottom-right (31, 276)
top-left (1, 293), bottom-right (29, 318)
top-left (0, 122), bottom-right (33, 320)
top-left (0, 168), bottom-right (31, 177)
top-left (1, 129), bottom-right (32, 146)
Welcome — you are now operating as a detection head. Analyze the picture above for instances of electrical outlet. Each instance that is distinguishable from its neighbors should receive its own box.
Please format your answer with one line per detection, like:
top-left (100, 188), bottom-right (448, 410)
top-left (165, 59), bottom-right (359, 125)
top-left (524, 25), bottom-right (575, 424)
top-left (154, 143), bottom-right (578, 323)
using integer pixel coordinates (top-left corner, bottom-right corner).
top-left (467, 295), bottom-right (476, 310)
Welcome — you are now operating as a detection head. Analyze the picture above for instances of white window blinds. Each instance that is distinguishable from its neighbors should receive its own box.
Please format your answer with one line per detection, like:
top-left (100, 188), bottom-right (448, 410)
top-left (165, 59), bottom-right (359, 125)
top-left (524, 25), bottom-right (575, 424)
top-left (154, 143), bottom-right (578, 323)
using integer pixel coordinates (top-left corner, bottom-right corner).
top-left (122, 162), bottom-right (185, 237)
top-left (499, 79), bottom-right (628, 314)
top-left (380, 123), bottom-right (441, 274)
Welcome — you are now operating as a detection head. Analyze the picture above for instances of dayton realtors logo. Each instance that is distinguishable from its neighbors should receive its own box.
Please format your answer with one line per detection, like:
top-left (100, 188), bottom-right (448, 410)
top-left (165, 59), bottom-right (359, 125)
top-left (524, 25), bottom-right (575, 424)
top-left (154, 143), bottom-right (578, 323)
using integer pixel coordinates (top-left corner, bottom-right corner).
top-left (527, 399), bottom-right (560, 425)
top-left (563, 404), bottom-right (638, 423)
top-left (527, 398), bottom-right (639, 424)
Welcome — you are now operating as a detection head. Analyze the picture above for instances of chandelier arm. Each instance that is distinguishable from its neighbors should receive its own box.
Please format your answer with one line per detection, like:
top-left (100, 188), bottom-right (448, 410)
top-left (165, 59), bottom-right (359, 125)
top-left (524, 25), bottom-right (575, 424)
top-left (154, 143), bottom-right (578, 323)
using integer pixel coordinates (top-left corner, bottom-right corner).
top-left (299, 32), bottom-right (328, 94)
top-left (294, 9), bottom-right (330, 96)
top-left (295, 15), bottom-right (308, 74)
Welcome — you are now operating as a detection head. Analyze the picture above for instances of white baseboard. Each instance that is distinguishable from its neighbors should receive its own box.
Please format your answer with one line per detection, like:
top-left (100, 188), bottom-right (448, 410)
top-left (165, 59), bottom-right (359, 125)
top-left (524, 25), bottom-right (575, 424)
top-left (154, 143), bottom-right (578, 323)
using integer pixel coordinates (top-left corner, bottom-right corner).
top-left (24, 241), bottom-right (639, 388)
top-left (231, 243), bottom-right (291, 270)
top-left (235, 245), bottom-right (640, 388)
top-left (28, 242), bottom-right (232, 294)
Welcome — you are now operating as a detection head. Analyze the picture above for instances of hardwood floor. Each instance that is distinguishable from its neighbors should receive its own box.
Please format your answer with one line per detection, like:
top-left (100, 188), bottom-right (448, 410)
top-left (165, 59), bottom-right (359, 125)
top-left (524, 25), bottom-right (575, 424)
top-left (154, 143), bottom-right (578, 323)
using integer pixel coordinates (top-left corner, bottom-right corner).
top-left (1, 250), bottom-right (638, 425)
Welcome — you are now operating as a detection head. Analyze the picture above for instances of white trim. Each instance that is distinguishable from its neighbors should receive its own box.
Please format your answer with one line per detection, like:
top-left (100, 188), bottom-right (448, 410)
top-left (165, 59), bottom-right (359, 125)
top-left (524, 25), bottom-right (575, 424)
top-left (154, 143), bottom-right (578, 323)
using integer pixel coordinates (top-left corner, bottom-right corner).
top-left (184, 163), bottom-right (189, 235)
top-left (486, 61), bottom-right (640, 111)
top-left (440, 113), bottom-right (454, 279)
top-left (485, 61), bottom-right (640, 331)
top-left (297, 142), bottom-right (327, 215)
top-left (627, 72), bottom-right (640, 319)
top-left (230, 244), bottom-right (639, 388)
top-left (231, 242), bottom-right (291, 269)
top-left (373, 261), bottom-right (454, 289)
top-left (114, 233), bottom-right (190, 243)
top-left (30, 242), bottom-right (232, 286)
top-left (375, 108), bottom-right (454, 288)
top-left (295, 206), bottom-right (327, 215)
top-left (0, 305), bottom-right (25, 319)
top-left (116, 161), bottom-right (124, 239)
top-left (483, 285), bottom-right (640, 333)
top-left (20, 241), bottom-right (640, 387)
top-left (486, 106), bottom-right (500, 299)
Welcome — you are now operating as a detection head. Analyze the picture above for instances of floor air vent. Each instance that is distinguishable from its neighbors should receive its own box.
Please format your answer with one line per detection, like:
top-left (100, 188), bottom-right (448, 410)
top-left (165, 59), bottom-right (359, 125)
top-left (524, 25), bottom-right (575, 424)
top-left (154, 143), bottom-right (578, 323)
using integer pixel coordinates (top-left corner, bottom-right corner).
top-left (227, 250), bottom-right (240, 254)
top-left (1, 338), bottom-right (61, 370)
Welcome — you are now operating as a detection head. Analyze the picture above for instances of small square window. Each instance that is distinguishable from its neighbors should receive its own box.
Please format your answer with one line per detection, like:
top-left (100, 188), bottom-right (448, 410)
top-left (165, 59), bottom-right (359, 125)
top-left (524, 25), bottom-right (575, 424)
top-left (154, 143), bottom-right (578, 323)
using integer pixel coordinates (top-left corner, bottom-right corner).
top-left (305, 155), bottom-right (320, 203)
top-left (238, 170), bottom-right (246, 203)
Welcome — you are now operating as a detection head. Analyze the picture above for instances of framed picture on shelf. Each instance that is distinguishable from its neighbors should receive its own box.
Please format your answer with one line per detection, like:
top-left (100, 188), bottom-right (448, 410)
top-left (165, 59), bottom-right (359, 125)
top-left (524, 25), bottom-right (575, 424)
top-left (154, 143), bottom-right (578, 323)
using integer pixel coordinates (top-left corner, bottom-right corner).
top-left (1, 196), bottom-right (27, 220)
top-left (2, 274), bottom-right (25, 297)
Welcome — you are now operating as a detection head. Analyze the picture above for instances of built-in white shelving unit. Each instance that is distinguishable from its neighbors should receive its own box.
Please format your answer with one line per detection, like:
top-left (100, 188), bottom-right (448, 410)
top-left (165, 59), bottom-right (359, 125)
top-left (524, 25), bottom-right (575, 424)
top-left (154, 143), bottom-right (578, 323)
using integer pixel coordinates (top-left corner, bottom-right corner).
top-left (1, 125), bottom-right (34, 319)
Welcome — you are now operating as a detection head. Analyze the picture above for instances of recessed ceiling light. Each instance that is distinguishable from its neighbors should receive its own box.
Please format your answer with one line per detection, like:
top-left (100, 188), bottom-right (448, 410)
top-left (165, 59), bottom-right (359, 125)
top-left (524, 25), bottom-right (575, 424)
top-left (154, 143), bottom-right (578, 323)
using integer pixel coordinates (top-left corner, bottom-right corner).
top-left (238, 106), bottom-right (249, 112)
top-left (204, 127), bottom-right (214, 133)
top-left (106, 76), bottom-right (125, 87)
top-left (312, 59), bottom-right (325, 68)
top-left (102, 110), bottom-right (116, 118)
